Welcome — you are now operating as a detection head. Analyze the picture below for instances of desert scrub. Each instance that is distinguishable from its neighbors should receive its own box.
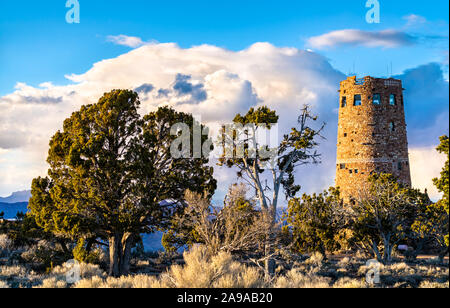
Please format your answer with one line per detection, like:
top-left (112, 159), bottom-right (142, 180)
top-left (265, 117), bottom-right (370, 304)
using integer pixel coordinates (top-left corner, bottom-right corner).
top-left (304, 252), bottom-right (324, 267)
top-left (332, 277), bottom-right (367, 288)
top-left (0, 265), bottom-right (39, 288)
top-left (386, 262), bottom-right (415, 276)
top-left (158, 245), bottom-right (265, 288)
top-left (34, 277), bottom-right (68, 289)
top-left (419, 281), bottom-right (449, 288)
top-left (0, 234), bottom-right (13, 257)
top-left (74, 275), bottom-right (161, 288)
top-left (32, 261), bottom-right (106, 288)
top-left (20, 240), bottom-right (69, 269)
top-left (74, 245), bottom-right (265, 288)
top-left (273, 268), bottom-right (330, 288)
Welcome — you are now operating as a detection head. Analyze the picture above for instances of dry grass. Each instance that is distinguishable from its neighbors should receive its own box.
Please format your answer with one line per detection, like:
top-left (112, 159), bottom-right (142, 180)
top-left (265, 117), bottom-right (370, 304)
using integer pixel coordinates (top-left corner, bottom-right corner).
top-left (273, 268), bottom-right (330, 288)
top-left (0, 242), bottom-right (448, 288)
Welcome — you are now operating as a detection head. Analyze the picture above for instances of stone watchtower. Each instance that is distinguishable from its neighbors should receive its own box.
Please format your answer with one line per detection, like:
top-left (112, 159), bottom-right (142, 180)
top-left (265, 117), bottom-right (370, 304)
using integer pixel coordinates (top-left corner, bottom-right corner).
top-left (336, 76), bottom-right (411, 203)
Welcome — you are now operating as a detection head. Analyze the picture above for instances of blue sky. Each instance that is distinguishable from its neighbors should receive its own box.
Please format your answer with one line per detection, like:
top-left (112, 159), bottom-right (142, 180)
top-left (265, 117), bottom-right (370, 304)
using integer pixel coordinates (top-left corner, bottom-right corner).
top-left (0, 0), bottom-right (448, 200)
top-left (0, 0), bottom-right (448, 96)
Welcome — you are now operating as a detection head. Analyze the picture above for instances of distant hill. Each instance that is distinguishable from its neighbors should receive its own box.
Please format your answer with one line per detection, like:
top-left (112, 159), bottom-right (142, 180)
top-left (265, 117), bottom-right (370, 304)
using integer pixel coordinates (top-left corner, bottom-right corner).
top-left (0, 202), bottom-right (29, 219)
top-left (0, 190), bottom-right (31, 203)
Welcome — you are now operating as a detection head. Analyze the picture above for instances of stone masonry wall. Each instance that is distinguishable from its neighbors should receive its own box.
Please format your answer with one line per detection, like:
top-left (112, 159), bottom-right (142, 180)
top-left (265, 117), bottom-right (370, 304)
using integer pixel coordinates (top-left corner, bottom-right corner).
top-left (335, 76), bottom-right (411, 202)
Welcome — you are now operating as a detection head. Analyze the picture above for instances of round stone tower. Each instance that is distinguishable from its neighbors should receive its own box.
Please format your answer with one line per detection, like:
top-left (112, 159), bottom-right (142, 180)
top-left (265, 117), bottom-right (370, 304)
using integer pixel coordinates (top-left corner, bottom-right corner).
top-left (335, 76), bottom-right (411, 203)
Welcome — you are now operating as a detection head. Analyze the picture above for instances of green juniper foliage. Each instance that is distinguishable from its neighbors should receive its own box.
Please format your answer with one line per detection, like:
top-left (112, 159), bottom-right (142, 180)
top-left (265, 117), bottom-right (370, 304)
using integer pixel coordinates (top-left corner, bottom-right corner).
top-left (285, 187), bottom-right (344, 256)
top-left (29, 90), bottom-right (216, 276)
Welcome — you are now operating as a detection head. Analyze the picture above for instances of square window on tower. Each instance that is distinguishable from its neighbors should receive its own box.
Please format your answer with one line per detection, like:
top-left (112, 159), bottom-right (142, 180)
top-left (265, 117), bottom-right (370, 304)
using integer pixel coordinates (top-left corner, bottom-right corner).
top-left (390, 94), bottom-right (396, 106)
top-left (354, 95), bottom-right (362, 106)
top-left (341, 96), bottom-right (347, 107)
top-left (389, 121), bottom-right (396, 132)
top-left (373, 94), bottom-right (381, 105)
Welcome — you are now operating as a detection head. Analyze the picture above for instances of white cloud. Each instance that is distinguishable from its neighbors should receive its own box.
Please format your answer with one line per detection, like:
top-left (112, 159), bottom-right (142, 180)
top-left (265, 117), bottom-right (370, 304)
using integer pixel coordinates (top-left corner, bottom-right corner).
top-left (0, 42), bottom-right (447, 203)
top-left (409, 147), bottom-right (446, 201)
top-left (403, 14), bottom-right (427, 28)
top-left (106, 35), bottom-right (146, 48)
top-left (0, 42), bottom-right (344, 198)
top-left (307, 29), bottom-right (416, 49)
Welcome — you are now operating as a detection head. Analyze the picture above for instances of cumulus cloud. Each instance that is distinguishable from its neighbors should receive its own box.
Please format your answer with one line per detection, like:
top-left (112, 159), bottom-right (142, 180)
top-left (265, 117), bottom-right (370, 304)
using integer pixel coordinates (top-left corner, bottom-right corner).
top-left (307, 29), bottom-right (417, 49)
top-left (0, 42), bottom-right (447, 202)
top-left (0, 42), bottom-right (344, 198)
top-left (172, 74), bottom-right (207, 103)
top-left (394, 63), bottom-right (449, 147)
top-left (134, 83), bottom-right (154, 94)
top-left (409, 146), bottom-right (447, 200)
top-left (106, 35), bottom-right (146, 48)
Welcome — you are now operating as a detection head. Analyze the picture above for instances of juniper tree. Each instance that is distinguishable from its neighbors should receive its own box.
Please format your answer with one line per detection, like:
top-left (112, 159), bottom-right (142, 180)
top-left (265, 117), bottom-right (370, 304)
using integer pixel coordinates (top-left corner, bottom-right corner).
top-left (29, 90), bottom-right (216, 276)
top-left (218, 105), bottom-right (324, 274)
top-left (285, 187), bottom-right (345, 257)
top-left (351, 174), bottom-right (424, 264)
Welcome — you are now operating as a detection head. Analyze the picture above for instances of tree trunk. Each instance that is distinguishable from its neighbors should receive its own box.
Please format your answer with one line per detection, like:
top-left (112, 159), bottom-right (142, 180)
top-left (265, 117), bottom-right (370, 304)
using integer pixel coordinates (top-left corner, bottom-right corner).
top-left (120, 233), bottom-right (134, 275)
top-left (86, 237), bottom-right (96, 253)
top-left (438, 247), bottom-right (449, 264)
top-left (372, 240), bottom-right (382, 262)
top-left (109, 233), bottom-right (122, 277)
top-left (382, 235), bottom-right (392, 264)
top-left (109, 232), bottom-right (135, 277)
top-left (264, 210), bottom-right (276, 278)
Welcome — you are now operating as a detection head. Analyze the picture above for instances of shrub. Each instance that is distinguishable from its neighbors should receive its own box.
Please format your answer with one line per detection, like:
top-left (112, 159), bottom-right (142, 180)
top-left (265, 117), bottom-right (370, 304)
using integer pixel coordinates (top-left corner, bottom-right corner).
top-left (0, 234), bottom-right (13, 257)
top-left (72, 239), bottom-right (107, 264)
top-left (20, 240), bottom-right (68, 269)
top-left (51, 261), bottom-right (105, 280)
top-left (159, 245), bottom-right (265, 288)
top-left (34, 277), bottom-right (67, 289)
top-left (0, 265), bottom-right (27, 278)
top-left (273, 268), bottom-right (330, 288)
top-left (419, 281), bottom-right (449, 288)
top-left (333, 277), bottom-right (367, 288)
top-left (74, 275), bottom-right (161, 288)
top-left (0, 280), bottom-right (9, 288)
top-left (304, 252), bottom-right (324, 267)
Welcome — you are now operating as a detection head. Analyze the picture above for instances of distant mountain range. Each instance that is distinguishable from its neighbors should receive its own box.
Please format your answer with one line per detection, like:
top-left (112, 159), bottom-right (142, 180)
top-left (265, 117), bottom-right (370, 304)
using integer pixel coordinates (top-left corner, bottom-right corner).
top-left (0, 190), bottom-right (31, 203)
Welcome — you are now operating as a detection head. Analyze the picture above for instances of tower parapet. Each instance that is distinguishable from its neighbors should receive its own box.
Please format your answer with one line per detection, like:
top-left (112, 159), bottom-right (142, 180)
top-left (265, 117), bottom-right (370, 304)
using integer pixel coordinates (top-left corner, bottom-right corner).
top-left (336, 76), bottom-right (411, 202)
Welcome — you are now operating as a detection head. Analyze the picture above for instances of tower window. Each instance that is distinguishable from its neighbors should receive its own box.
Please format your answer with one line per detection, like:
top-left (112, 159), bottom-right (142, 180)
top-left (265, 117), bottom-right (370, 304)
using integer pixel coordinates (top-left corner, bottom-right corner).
top-left (340, 163), bottom-right (346, 169)
top-left (341, 96), bottom-right (347, 107)
top-left (389, 121), bottom-right (396, 132)
top-left (354, 95), bottom-right (362, 106)
top-left (344, 133), bottom-right (347, 137)
top-left (398, 162), bottom-right (402, 170)
top-left (349, 170), bottom-right (353, 174)
top-left (355, 169), bottom-right (359, 174)
top-left (389, 94), bottom-right (396, 106)
top-left (373, 94), bottom-right (381, 105)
